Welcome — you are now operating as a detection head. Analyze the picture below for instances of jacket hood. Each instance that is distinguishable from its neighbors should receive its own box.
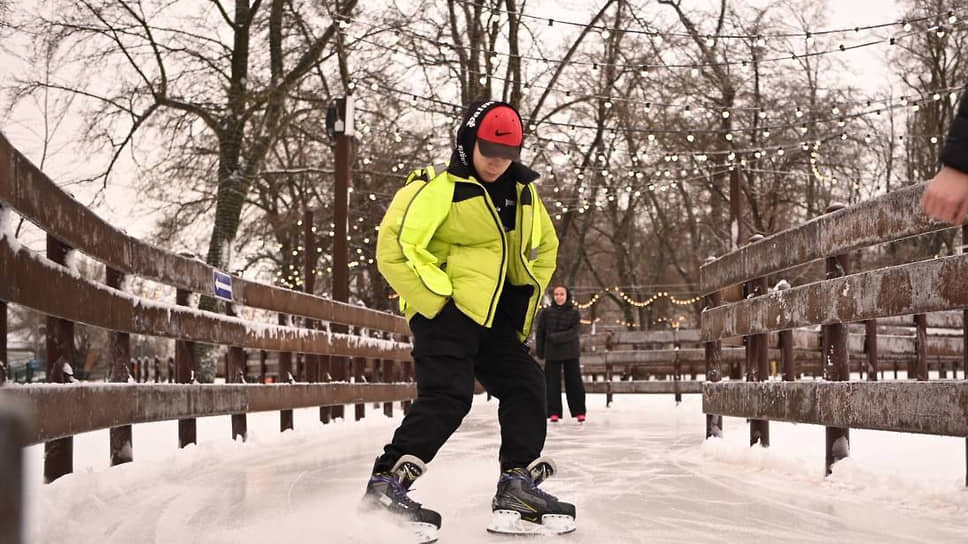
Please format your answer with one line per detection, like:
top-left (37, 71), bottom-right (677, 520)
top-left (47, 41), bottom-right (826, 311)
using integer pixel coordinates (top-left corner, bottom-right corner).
top-left (447, 100), bottom-right (539, 184)
top-left (552, 286), bottom-right (574, 309)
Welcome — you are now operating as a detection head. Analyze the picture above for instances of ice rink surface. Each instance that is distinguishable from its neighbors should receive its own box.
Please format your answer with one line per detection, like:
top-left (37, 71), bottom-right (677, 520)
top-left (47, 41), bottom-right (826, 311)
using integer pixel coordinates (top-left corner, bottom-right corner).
top-left (25, 393), bottom-right (968, 543)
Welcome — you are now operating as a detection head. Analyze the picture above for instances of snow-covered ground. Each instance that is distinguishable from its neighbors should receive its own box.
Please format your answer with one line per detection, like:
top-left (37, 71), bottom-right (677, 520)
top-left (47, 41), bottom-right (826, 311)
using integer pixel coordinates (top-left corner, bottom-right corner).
top-left (23, 393), bottom-right (968, 543)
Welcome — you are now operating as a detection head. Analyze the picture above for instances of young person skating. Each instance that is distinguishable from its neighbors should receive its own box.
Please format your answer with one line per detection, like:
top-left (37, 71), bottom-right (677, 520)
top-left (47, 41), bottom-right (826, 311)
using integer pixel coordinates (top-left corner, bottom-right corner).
top-left (361, 100), bottom-right (575, 542)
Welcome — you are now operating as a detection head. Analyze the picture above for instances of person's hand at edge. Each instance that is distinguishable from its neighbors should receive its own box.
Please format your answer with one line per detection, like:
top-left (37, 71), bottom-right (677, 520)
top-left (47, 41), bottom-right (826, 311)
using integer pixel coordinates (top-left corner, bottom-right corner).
top-left (921, 166), bottom-right (968, 225)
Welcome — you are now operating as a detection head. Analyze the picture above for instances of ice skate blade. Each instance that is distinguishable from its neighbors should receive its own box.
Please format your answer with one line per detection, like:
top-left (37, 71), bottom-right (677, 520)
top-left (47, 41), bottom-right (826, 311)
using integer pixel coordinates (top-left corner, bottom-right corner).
top-left (410, 521), bottom-right (439, 543)
top-left (486, 510), bottom-right (576, 536)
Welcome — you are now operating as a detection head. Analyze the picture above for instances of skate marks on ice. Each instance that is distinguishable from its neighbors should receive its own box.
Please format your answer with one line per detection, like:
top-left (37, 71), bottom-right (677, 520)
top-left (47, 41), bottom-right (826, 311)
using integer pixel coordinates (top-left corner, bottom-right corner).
top-left (25, 396), bottom-right (968, 543)
top-left (25, 408), bottom-right (424, 544)
top-left (519, 398), bottom-right (967, 544)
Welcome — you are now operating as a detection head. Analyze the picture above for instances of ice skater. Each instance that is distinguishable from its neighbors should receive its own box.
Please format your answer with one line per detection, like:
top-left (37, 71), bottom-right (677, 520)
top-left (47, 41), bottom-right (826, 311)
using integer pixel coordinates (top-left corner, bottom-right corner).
top-left (360, 100), bottom-right (576, 542)
top-left (536, 285), bottom-right (587, 423)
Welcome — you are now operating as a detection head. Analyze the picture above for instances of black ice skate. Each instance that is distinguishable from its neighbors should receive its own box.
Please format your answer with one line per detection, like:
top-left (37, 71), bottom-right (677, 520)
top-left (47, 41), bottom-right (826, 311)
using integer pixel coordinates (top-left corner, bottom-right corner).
top-left (361, 454), bottom-right (441, 543)
top-left (487, 456), bottom-right (576, 536)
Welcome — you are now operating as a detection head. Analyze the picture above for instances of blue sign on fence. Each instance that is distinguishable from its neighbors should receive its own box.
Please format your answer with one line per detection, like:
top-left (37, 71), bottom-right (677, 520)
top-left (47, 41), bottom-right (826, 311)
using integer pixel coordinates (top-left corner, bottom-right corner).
top-left (213, 270), bottom-right (233, 302)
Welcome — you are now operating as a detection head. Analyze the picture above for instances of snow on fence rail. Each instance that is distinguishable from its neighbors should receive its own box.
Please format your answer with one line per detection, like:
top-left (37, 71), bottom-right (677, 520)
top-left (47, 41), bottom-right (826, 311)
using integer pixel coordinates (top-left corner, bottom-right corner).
top-left (0, 130), bottom-right (419, 542)
top-left (700, 199), bottom-right (968, 482)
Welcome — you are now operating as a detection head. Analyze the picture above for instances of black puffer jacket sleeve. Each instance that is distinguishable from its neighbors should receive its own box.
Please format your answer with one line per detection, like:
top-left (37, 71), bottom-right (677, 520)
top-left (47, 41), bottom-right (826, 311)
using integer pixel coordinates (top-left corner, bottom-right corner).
top-left (942, 86), bottom-right (968, 174)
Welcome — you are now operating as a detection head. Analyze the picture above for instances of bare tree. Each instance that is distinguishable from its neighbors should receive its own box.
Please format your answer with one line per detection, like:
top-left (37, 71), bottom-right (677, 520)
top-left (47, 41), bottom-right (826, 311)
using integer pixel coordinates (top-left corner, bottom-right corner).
top-left (13, 0), bottom-right (358, 274)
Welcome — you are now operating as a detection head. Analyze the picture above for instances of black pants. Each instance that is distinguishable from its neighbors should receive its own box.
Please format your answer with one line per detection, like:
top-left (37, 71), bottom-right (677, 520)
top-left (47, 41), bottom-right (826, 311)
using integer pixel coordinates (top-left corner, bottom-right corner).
top-left (544, 358), bottom-right (586, 418)
top-left (374, 301), bottom-right (547, 473)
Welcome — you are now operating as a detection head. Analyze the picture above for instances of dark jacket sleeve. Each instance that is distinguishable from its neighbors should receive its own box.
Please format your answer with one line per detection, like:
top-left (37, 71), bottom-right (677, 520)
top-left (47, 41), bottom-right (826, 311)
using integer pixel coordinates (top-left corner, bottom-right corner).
top-left (548, 309), bottom-right (580, 343)
top-left (535, 310), bottom-right (547, 359)
top-left (942, 86), bottom-right (968, 174)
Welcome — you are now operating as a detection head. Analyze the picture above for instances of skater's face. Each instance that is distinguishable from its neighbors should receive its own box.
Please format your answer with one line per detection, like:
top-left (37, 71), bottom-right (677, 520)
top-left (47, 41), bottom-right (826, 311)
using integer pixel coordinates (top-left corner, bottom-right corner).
top-left (473, 142), bottom-right (512, 182)
top-left (553, 287), bottom-right (568, 306)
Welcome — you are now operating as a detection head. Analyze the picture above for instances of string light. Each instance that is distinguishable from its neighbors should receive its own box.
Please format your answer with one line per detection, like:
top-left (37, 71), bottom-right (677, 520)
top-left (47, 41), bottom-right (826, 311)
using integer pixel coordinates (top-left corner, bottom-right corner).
top-left (349, 15), bottom-right (968, 75)
top-left (431, 1), bottom-right (953, 41)
top-left (367, 79), bottom-right (956, 143)
top-left (570, 288), bottom-right (702, 309)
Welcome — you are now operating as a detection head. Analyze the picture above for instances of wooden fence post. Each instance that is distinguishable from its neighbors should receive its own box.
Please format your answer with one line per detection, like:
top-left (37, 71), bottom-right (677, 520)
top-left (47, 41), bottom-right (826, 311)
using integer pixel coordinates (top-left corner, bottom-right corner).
top-left (106, 267), bottom-right (133, 465)
top-left (228, 345), bottom-right (247, 441)
top-left (0, 300), bottom-right (6, 385)
top-left (259, 350), bottom-right (267, 383)
top-left (823, 205), bottom-right (850, 475)
top-left (44, 234), bottom-right (74, 483)
top-left (703, 255), bottom-right (723, 439)
top-left (355, 354), bottom-right (366, 421)
top-left (864, 319), bottom-right (878, 381)
top-left (174, 270), bottom-right (197, 448)
top-left (673, 330), bottom-right (682, 405)
top-left (382, 332), bottom-right (395, 418)
top-left (745, 235), bottom-right (769, 448)
top-left (402, 339), bottom-right (414, 415)
top-left (914, 313), bottom-right (928, 381)
top-left (278, 313), bottom-right (294, 432)
top-left (775, 280), bottom-right (796, 382)
top-left (319, 353), bottom-right (332, 424)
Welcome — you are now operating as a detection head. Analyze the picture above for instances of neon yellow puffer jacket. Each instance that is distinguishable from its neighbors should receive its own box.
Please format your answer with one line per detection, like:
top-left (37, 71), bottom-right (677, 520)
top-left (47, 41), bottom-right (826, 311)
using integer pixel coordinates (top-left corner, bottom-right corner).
top-left (376, 164), bottom-right (559, 340)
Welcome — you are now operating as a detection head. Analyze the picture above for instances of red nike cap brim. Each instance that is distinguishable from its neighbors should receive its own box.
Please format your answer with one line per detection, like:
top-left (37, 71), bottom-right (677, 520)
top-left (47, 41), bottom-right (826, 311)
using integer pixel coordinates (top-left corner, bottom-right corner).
top-left (478, 139), bottom-right (520, 161)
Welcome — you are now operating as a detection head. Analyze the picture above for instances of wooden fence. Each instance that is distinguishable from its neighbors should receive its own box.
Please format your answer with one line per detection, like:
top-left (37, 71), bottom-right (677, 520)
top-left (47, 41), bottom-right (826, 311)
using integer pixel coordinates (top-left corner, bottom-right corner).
top-left (701, 190), bottom-right (968, 481)
top-left (0, 131), bottom-right (416, 542)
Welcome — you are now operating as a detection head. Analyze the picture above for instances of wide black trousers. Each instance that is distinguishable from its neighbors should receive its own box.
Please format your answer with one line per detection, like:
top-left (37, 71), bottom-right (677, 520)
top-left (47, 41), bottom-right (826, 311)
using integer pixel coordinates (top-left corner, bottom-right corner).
top-left (544, 358), bottom-right (586, 418)
top-left (374, 301), bottom-right (547, 473)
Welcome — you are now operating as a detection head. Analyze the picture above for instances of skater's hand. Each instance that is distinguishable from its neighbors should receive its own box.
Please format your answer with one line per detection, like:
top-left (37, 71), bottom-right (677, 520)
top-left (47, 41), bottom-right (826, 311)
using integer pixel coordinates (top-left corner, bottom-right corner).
top-left (922, 166), bottom-right (968, 225)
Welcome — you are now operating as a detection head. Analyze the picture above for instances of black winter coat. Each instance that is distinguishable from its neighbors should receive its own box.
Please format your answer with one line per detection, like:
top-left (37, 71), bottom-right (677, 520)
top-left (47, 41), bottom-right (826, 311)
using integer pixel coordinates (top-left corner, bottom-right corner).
top-left (943, 87), bottom-right (968, 173)
top-left (535, 302), bottom-right (581, 361)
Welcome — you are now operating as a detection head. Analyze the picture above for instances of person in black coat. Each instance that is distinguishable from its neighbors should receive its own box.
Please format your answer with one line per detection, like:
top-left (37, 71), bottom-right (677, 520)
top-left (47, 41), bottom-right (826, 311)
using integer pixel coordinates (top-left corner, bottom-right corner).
top-left (923, 86), bottom-right (968, 223)
top-left (535, 285), bottom-right (586, 422)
